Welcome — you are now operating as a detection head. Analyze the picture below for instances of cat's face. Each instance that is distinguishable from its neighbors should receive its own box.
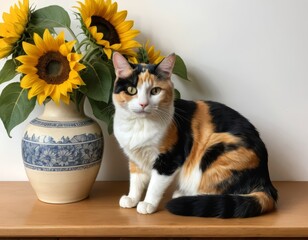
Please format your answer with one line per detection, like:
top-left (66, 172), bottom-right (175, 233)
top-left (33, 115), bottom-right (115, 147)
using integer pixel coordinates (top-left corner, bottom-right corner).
top-left (112, 53), bottom-right (176, 118)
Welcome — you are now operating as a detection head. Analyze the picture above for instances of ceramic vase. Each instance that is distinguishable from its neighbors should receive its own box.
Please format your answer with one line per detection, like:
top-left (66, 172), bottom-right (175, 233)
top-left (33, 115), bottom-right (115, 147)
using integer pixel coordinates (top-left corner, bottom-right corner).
top-left (21, 100), bottom-right (103, 204)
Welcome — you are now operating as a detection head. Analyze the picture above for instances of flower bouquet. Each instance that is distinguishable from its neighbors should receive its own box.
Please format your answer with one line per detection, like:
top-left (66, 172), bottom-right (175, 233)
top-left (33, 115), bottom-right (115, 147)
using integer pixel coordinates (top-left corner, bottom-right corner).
top-left (0, 0), bottom-right (188, 136)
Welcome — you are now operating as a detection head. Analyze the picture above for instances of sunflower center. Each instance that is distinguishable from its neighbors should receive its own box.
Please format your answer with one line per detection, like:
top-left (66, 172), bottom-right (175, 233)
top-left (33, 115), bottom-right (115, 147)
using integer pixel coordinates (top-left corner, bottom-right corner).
top-left (90, 16), bottom-right (120, 45)
top-left (37, 52), bottom-right (70, 85)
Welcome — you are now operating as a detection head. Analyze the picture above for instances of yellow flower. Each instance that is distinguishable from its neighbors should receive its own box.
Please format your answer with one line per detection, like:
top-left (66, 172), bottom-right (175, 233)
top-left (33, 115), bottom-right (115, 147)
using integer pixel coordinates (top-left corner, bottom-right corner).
top-left (145, 41), bottom-right (164, 64)
top-left (76, 0), bottom-right (141, 60)
top-left (16, 29), bottom-right (86, 105)
top-left (0, 0), bottom-right (30, 58)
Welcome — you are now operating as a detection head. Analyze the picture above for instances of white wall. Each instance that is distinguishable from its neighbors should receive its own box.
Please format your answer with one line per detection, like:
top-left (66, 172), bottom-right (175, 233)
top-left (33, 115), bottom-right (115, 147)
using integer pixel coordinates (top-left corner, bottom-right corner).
top-left (1, 0), bottom-right (307, 181)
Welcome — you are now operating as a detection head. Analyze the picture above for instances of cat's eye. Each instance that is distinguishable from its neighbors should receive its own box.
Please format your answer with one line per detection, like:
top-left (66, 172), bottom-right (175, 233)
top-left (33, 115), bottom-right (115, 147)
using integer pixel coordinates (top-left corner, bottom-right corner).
top-left (150, 87), bottom-right (162, 95)
top-left (126, 86), bottom-right (137, 95)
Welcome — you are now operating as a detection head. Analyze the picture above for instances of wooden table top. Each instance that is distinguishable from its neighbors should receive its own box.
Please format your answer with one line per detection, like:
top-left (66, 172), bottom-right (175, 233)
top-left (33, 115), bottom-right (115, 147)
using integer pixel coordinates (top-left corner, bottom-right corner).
top-left (0, 181), bottom-right (307, 238)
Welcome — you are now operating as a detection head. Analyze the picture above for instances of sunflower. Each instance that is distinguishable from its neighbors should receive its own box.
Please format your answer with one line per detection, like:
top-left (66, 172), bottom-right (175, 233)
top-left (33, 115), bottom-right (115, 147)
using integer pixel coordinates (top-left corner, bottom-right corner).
top-left (145, 41), bottom-right (165, 64)
top-left (16, 29), bottom-right (86, 105)
top-left (0, 0), bottom-right (30, 58)
top-left (76, 0), bottom-right (141, 60)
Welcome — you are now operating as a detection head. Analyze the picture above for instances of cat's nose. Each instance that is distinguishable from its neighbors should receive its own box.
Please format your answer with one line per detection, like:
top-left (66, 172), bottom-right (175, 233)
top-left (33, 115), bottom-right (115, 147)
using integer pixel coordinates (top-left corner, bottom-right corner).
top-left (139, 103), bottom-right (148, 109)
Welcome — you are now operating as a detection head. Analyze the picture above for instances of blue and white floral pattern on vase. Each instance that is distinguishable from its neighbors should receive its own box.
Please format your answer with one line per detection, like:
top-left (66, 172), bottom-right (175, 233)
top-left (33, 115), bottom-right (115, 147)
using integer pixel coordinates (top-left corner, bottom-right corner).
top-left (21, 100), bottom-right (104, 204)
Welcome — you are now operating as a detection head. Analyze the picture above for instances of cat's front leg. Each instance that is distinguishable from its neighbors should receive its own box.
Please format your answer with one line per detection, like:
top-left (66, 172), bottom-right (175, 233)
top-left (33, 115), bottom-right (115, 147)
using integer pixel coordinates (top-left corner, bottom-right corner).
top-left (137, 169), bottom-right (175, 214)
top-left (119, 161), bottom-right (150, 208)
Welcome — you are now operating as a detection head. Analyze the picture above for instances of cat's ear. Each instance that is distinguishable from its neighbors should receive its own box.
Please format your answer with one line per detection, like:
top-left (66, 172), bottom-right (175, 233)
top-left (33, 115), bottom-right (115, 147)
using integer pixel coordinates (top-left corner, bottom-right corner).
top-left (155, 53), bottom-right (176, 79)
top-left (112, 52), bottom-right (133, 78)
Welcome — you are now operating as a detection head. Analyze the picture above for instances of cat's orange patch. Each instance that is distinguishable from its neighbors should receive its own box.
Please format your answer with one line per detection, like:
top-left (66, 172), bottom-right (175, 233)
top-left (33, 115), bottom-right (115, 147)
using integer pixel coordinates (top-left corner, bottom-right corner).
top-left (199, 167), bottom-right (232, 194)
top-left (156, 80), bottom-right (174, 108)
top-left (138, 69), bottom-right (174, 108)
top-left (249, 192), bottom-right (275, 213)
top-left (207, 132), bottom-right (241, 147)
top-left (198, 147), bottom-right (260, 193)
top-left (129, 161), bottom-right (143, 174)
top-left (177, 101), bottom-right (260, 194)
top-left (113, 90), bottom-right (136, 106)
top-left (160, 122), bottom-right (178, 153)
top-left (182, 101), bottom-right (214, 176)
top-left (182, 102), bottom-right (243, 179)
top-left (137, 70), bottom-right (155, 87)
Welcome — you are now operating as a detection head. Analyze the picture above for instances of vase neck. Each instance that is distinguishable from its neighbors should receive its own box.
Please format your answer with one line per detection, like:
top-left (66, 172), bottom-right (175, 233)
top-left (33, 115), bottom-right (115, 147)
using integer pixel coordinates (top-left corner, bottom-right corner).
top-left (39, 100), bottom-right (85, 121)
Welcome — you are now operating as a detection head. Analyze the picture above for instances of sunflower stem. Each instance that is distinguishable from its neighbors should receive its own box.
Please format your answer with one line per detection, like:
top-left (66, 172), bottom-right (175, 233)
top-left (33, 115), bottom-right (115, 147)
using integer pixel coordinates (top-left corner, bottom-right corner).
top-left (66, 27), bottom-right (81, 53)
top-left (75, 38), bottom-right (91, 53)
top-left (82, 45), bottom-right (102, 63)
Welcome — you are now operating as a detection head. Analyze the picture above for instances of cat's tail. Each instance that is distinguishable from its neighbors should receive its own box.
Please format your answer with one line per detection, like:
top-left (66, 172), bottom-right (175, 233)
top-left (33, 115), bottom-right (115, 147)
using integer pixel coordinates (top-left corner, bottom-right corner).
top-left (166, 191), bottom-right (276, 218)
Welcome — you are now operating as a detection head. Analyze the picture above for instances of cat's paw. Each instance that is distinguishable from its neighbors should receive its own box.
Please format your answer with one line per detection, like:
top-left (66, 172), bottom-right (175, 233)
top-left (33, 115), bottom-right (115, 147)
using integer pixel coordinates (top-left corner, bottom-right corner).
top-left (119, 195), bottom-right (138, 208)
top-left (137, 201), bottom-right (157, 214)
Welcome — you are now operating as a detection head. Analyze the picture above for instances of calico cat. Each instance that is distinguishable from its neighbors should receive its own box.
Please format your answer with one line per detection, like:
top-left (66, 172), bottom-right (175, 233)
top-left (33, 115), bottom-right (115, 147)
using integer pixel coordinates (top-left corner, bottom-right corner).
top-left (112, 52), bottom-right (278, 218)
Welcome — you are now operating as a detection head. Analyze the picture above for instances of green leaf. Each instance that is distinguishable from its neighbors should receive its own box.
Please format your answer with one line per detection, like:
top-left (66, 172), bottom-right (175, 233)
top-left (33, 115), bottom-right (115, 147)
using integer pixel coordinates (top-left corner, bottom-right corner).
top-left (88, 98), bottom-right (114, 134)
top-left (0, 82), bottom-right (36, 137)
top-left (30, 5), bottom-right (71, 31)
top-left (80, 61), bottom-right (113, 103)
top-left (107, 117), bottom-right (114, 135)
top-left (0, 59), bottom-right (17, 85)
top-left (173, 55), bottom-right (189, 81)
top-left (137, 47), bottom-right (149, 63)
top-left (174, 88), bottom-right (181, 99)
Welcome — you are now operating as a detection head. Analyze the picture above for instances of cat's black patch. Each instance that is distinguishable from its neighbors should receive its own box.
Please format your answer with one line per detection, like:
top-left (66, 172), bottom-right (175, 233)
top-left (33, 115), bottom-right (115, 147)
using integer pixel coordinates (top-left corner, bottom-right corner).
top-left (206, 101), bottom-right (259, 137)
top-left (200, 143), bottom-right (239, 172)
top-left (206, 101), bottom-right (268, 166)
top-left (113, 72), bottom-right (139, 94)
top-left (219, 168), bottom-right (278, 201)
top-left (113, 63), bottom-right (158, 94)
top-left (201, 101), bottom-right (278, 205)
top-left (153, 99), bottom-right (196, 175)
top-left (166, 194), bottom-right (262, 218)
top-left (142, 64), bottom-right (157, 74)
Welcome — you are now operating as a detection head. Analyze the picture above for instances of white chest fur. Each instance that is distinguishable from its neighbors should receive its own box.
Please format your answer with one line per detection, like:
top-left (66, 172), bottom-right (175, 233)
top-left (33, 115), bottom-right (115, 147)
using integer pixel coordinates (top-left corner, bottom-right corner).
top-left (114, 113), bottom-right (168, 173)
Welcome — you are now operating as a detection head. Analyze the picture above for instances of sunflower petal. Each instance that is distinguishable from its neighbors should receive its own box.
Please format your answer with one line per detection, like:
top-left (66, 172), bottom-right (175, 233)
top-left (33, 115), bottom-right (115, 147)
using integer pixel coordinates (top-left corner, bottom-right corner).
top-left (44, 84), bottom-right (55, 99)
top-left (16, 55), bottom-right (38, 65)
top-left (104, 48), bottom-right (112, 59)
top-left (110, 10), bottom-right (127, 26)
top-left (70, 61), bottom-right (86, 72)
top-left (0, 0), bottom-right (29, 59)
top-left (0, 39), bottom-right (13, 58)
top-left (50, 87), bottom-right (61, 105)
top-left (76, 0), bottom-right (140, 57)
top-left (60, 94), bottom-right (71, 105)
top-left (16, 28), bottom-right (85, 104)
top-left (17, 65), bottom-right (37, 75)
top-left (43, 29), bottom-right (59, 51)
top-left (22, 41), bottom-right (43, 57)
top-left (61, 81), bottom-right (73, 93)
top-left (120, 30), bottom-right (140, 42)
top-left (119, 40), bottom-right (141, 50)
top-left (56, 31), bottom-right (65, 46)
top-left (116, 20), bottom-right (134, 33)
top-left (20, 74), bottom-right (39, 89)
top-left (59, 40), bottom-right (76, 56)
top-left (28, 81), bottom-right (46, 99)
top-left (58, 82), bottom-right (71, 96)
top-left (33, 33), bottom-right (47, 53)
top-left (67, 52), bottom-right (82, 62)
top-left (110, 43), bottom-right (121, 50)
top-left (145, 41), bottom-right (165, 64)
top-left (37, 92), bottom-right (47, 105)
top-left (69, 75), bottom-right (85, 86)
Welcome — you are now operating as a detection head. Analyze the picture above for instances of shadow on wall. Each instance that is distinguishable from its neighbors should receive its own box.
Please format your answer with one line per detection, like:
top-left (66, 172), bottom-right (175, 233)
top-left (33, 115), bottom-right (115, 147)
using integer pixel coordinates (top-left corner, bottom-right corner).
top-left (174, 66), bottom-right (291, 181)
top-left (266, 136), bottom-right (296, 181)
top-left (97, 131), bottom-right (129, 181)
top-left (173, 65), bottom-right (220, 101)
